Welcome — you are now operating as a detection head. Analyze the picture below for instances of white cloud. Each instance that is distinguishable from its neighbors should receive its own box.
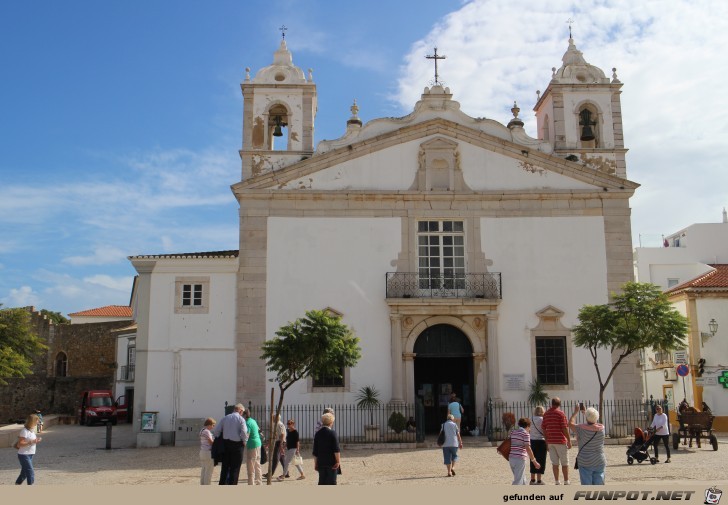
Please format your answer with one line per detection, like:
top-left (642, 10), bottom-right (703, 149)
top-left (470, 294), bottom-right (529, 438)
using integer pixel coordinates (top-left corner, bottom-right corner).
top-left (1, 286), bottom-right (41, 308)
top-left (395, 0), bottom-right (728, 240)
top-left (63, 246), bottom-right (128, 266)
top-left (82, 274), bottom-right (134, 292)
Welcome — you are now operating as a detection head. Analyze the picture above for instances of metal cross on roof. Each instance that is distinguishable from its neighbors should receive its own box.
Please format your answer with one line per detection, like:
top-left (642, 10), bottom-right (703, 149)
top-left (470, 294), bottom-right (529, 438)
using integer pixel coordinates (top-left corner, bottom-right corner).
top-left (566, 17), bottom-right (574, 38)
top-left (425, 47), bottom-right (447, 85)
top-left (279, 25), bottom-right (288, 40)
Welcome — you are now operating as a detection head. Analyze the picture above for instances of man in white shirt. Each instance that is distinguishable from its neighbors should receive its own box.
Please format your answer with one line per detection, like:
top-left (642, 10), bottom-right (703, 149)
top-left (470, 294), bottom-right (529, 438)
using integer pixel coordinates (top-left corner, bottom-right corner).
top-left (649, 405), bottom-right (671, 463)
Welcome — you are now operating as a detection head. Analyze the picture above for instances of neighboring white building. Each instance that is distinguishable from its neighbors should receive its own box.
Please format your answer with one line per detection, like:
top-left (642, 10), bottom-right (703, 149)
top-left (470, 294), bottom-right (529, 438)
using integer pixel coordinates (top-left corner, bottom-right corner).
top-left (634, 214), bottom-right (728, 429)
top-left (130, 36), bottom-right (640, 443)
top-left (68, 305), bottom-right (133, 324)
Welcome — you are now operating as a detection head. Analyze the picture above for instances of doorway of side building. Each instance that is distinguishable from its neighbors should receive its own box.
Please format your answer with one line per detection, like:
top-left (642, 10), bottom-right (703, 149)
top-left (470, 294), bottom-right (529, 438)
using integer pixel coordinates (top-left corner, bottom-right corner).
top-left (413, 324), bottom-right (475, 434)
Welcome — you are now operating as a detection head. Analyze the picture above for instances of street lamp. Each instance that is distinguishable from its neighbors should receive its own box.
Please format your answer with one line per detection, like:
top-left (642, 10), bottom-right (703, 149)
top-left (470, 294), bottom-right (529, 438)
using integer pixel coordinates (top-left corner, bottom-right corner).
top-left (701, 319), bottom-right (718, 347)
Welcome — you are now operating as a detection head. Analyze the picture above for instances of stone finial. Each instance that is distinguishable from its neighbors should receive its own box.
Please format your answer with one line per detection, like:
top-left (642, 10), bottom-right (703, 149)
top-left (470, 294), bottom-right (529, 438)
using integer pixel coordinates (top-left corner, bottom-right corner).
top-left (536, 89), bottom-right (541, 101)
top-left (611, 67), bottom-right (621, 83)
top-left (347, 99), bottom-right (362, 127)
top-left (552, 67), bottom-right (557, 79)
top-left (245, 67), bottom-right (251, 82)
top-left (507, 100), bottom-right (524, 129)
top-left (308, 68), bottom-right (314, 82)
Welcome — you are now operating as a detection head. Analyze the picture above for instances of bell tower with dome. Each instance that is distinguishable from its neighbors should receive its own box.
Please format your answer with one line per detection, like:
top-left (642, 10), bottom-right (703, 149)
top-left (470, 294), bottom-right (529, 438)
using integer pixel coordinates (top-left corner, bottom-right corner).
top-left (534, 34), bottom-right (627, 178)
top-left (240, 37), bottom-right (317, 181)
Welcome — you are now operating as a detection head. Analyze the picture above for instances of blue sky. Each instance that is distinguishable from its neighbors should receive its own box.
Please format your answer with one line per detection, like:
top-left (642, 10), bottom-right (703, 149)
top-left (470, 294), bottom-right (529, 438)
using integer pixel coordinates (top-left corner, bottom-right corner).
top-left (1, 0), bottom-right (727, 316)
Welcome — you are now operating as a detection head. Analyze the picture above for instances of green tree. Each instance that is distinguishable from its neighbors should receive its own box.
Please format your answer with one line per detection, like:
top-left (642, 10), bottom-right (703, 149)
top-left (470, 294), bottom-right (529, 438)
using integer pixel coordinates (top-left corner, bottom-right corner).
top-left (0, 306), bottom-right (48, 385)
top-left (355, 385), bottom-right (381, 426)
top-left (260, 309), bottom-right (361, 484)
top-left (40, 309), bottom-right (70, 325)
top-left (572, 282), bottom-right (689, 420)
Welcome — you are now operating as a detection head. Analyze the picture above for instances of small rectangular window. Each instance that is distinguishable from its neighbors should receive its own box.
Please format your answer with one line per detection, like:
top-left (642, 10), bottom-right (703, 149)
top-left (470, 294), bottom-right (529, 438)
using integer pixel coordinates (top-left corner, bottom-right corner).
top-left (175, 277), bottom-right (210, 314)
top-left (667, 278), bottom-right (679, 288)
top-left (312, 367), bottom-right (345, 388)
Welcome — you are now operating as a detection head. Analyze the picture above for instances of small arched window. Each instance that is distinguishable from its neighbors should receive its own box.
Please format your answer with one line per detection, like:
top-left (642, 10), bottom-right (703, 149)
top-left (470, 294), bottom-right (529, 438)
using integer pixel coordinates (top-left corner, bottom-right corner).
top-left (578, 105), bottom-right (599, 148)
top-left (542, 114), bottom-right (550, 142)
top-left (55, 352), bottom-right (68, 377)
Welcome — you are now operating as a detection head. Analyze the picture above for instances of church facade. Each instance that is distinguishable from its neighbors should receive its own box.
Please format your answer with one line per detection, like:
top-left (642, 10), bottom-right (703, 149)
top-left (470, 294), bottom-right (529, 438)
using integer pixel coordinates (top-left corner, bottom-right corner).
top-left (130, 36), bottom-right (640, 441)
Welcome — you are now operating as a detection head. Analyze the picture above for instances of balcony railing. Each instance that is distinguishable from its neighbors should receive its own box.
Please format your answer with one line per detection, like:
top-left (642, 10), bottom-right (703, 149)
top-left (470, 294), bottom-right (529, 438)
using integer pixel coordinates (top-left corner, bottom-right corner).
top-left (120, 365), bottom-right (135, 382)
top-left (386, 272), bottom-right (502, 299)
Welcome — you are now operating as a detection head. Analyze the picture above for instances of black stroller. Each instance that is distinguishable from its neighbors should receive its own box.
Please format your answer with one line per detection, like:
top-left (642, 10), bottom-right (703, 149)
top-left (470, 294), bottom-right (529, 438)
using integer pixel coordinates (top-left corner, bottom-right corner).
top-left (626, 427), bottom-right (657, 465)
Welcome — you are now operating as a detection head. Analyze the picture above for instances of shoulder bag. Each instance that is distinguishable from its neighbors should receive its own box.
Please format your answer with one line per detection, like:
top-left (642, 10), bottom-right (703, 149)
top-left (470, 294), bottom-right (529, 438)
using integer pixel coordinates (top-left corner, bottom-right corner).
top-left (496, 430), bottom-right (512, 461)
top-left (436, 424), bottom-right (446, 446)
top-left (574, 430), bottom-right (598, 470)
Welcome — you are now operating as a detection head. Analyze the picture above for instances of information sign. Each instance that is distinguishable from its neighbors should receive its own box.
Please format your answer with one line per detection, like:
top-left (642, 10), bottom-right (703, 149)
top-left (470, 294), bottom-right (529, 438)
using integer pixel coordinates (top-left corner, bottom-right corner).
top-left (674, 350), bottom-right (688, 365)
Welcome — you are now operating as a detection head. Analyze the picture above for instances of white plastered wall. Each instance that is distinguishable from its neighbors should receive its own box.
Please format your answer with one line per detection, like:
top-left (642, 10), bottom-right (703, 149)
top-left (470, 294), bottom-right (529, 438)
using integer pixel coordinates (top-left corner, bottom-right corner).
top-left (266, 217), bottom-right (401, 403)
top-left (482, 216), bottom-right (613, 402)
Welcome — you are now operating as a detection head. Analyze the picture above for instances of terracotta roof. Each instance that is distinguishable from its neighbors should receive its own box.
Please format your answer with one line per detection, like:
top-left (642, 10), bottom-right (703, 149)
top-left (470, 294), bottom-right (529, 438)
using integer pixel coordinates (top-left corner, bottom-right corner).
top-left (666, 265), bottom-right (728, 295)
top-left (68, 305), bottom-right (133, 317)
top-left (128, 250), bottom-right (239, 260)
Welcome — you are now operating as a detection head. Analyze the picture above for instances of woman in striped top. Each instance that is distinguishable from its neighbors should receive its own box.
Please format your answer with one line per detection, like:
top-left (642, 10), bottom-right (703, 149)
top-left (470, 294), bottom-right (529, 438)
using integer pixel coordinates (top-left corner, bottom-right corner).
top-left (568, 406), bottom-right (606, 485)
top-left (508, 416), bottom-right (541, 485)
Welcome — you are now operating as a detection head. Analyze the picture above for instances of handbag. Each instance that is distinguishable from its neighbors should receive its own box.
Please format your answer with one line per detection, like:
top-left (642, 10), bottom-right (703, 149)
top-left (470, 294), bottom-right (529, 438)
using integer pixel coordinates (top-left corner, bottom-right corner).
top-left (496, 435), bottom-right (512, 461)
top-left (260, 444), bottom-right (268, 465)
top-left (574, 431), bottom-right (598, 470)
top-left (436, 424), bottom-right (446, 446)
top-left (293, 454), bottom-right (303, 466)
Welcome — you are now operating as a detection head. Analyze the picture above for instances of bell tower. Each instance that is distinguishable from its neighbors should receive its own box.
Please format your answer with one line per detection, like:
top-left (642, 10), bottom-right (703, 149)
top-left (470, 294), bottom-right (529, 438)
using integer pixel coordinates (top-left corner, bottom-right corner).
top-left (534, 34), bottom-right (627, 178)
top-left (240, 38), bottom-right (317, 180)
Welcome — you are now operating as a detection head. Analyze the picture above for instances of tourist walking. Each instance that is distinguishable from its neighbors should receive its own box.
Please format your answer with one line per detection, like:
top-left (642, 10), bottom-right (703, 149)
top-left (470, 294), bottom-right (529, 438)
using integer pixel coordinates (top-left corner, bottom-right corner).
top-left (243, 410), bottom-right (263, 485)
top-left (542, 397), bottom-right (571, 485)
top-left (213, 403), bottom-right (248, 485)
top-left (15, 414), bottom-right (42, 485)
top-left (278, 418), bottom-right (305, 481)
top-left (269, 412), bottom-right (286, 478)
top-left (314, 407), bottom-right (334, 435)
top-left (440, 413), bottom-right (463, 477)
top-left (508, 417), bottom-right (541, 485)
top-left (569, 405), bottom-right (606, 485)
top-left (448, 392), bottom-right (464, 429)
top-left (312, 412), bottom-right (341, 485)
top-left (649, 404), bottom-right (671, 463)
top-left (199, 417), bottom-right (216, 485)
top-left (529, 406), bottom-right (547, 485)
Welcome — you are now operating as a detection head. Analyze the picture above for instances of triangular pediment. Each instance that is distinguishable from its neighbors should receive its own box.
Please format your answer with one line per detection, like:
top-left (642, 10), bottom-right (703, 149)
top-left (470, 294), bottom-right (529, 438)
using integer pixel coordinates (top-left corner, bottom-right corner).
top-left (233, 118), bottom-right (638, 194)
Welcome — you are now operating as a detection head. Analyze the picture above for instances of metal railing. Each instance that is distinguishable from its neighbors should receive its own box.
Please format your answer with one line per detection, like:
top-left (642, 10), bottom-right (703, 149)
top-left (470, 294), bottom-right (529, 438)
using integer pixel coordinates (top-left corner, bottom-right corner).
top-left (246, 403), bottom-right (418, 443)
top-left (120, 365), bottom-right (135, 381)
top-left (485, 397), bottom-right (666, 440)
top-left (386, 272), bottom-right (502, 299)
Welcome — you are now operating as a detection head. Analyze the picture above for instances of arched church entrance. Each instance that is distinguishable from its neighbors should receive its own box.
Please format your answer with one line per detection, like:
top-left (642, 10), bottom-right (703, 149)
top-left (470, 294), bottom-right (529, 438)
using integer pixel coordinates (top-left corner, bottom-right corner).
top-left (413, 324), bottom-right (475, 434)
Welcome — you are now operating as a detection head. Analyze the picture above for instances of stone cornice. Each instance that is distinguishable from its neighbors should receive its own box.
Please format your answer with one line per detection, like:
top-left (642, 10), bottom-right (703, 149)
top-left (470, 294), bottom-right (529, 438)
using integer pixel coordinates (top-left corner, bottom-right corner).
top-left (232, 118), bottom-right (638, 192)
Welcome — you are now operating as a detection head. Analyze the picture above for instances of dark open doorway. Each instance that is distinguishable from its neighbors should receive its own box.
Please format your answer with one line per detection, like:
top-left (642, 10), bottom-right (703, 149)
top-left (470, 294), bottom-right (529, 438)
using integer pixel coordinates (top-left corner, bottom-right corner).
top-left (413, 324), bottom-right (475, 433)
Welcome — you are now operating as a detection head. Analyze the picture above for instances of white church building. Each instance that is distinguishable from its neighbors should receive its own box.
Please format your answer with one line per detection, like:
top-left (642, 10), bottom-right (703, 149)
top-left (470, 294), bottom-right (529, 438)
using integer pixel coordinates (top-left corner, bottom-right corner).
top-left (129, 35), bottom-right (640, 442)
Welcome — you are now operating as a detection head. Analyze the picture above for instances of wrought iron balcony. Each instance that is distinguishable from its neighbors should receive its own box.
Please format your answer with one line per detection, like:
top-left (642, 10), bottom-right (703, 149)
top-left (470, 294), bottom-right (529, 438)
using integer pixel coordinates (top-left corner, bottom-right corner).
top-left (385, 272), bottom-right (502, 299)
top-left (120, 365), bottom-right (135, 382)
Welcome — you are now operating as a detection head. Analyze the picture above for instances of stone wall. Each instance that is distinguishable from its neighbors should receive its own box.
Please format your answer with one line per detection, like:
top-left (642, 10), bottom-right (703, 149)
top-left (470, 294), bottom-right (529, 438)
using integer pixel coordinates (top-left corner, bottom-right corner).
top-left (0, 307), bottom-right (130, 423)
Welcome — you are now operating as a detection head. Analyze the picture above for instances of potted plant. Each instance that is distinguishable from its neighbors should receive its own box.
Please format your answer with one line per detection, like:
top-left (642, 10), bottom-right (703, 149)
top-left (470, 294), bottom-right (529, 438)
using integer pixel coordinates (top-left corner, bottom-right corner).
top-left (356, 385), bottom-right (381, 441)
top-left (387, 411), bottom-right (411, 441)
top-left (528, 378), bottom-right (549, 406)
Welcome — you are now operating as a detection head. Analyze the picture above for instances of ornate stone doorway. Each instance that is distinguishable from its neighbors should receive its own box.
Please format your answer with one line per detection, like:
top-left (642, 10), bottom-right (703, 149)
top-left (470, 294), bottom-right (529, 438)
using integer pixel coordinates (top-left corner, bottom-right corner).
top-left (413, 324), bottom-right (475, 433)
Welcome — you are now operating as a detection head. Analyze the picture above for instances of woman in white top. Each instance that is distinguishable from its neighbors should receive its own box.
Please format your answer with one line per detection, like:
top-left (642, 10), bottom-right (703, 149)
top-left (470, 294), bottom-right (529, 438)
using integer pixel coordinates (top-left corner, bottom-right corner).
top-left (529, 406), bottom-right (547, 484)
top-left (16, 414), bottom-right (42, 485)
top-left (649, 405), bottom-right (671, 463)
top-left (199, 417), bottom-right (216, 484)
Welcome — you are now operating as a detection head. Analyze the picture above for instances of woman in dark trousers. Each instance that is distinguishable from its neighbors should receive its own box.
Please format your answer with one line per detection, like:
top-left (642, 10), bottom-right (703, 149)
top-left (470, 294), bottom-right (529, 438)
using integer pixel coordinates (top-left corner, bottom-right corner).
top-left (312, 412), bottom-right (341, 485)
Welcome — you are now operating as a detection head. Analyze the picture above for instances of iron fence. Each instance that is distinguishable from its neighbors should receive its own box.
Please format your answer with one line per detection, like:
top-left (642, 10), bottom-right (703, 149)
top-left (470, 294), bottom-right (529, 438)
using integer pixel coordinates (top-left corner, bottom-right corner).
top-left (245, 403), bottom-right (417, 444)
top-left (486, 397), bottom-right (666, 440)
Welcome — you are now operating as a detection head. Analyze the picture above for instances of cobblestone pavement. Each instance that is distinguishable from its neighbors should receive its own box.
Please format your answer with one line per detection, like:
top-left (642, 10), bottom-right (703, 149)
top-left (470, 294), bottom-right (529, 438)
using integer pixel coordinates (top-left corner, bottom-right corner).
top-left (1, 424), bottom-right (726, 486)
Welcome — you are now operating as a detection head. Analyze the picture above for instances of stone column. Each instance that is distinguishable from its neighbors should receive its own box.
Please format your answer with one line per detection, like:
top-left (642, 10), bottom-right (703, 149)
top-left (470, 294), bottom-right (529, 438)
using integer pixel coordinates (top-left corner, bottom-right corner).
top-left (403, 353), bottom-right (416, 404)
top-left (486, 314), bottom-right (501, 401)
top-left (389, 314), bottom-right (404, 404)
top-left (473, 352), bottom-right (487, 425)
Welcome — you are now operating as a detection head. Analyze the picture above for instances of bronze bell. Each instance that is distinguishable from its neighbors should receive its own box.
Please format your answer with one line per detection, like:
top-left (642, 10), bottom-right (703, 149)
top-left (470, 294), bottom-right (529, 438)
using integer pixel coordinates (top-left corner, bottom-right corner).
top-left (272, 115), bottom-right (286, 137)
top-left (579, 109), bottom-right (596, 141)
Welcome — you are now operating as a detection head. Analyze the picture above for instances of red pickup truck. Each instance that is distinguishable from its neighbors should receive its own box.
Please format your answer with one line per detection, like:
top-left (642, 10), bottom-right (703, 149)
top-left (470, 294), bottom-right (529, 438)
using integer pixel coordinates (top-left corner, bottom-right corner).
top-left (77, 390), bottom-right (117, 426)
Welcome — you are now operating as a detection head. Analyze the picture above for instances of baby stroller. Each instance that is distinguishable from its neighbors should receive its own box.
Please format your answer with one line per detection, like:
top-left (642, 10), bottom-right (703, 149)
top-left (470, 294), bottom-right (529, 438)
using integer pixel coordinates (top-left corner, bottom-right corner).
top-left (626, 427), bottom-right (657, 465)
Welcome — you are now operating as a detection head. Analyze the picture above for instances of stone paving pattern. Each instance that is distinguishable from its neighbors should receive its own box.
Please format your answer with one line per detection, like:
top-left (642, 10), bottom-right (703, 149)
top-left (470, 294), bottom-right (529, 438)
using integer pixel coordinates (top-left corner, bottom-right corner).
top-left (1, 424), bottom-right (726, 485)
